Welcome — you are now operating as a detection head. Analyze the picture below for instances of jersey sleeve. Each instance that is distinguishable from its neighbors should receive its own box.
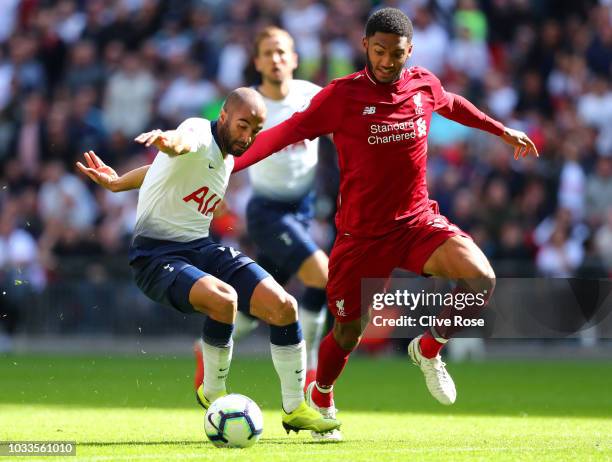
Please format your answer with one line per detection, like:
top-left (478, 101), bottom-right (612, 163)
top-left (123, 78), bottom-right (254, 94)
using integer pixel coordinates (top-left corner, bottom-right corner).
top-left (417, 67), bottom-right (451, 110)
top-left (436, 92), bottom-right (505, 136)
top-left (176, 117), bottom-right (213, 157)
top-left (233, 81), bottom-right (344, 173)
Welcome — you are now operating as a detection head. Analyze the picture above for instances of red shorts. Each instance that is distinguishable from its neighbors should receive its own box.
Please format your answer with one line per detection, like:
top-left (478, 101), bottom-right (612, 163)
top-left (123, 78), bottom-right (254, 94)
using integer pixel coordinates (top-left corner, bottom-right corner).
top-left (327, 203), bottom-right (471, 322)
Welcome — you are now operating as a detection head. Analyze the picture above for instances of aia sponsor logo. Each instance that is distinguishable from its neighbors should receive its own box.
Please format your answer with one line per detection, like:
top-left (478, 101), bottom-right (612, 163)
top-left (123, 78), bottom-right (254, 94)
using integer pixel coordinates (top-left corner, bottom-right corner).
top-left (183, 185), bottom-right (221, 216)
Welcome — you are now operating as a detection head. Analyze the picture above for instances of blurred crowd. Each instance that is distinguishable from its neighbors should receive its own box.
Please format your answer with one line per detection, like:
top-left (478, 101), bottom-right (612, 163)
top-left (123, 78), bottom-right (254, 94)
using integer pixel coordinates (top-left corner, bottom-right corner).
top-left (0, 0), bottom-right (611, 329)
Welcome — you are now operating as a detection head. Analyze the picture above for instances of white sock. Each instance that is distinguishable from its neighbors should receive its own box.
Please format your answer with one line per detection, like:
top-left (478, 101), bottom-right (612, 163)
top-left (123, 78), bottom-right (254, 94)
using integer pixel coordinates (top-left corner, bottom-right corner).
top-left (299, 307), bottom-right (327, 371)
top-left (232, 312), bottom-right (259, 342)
top-left (202, 340), bottom-right (233, 401)
top-left (270, 340), bottom-right (306, 413)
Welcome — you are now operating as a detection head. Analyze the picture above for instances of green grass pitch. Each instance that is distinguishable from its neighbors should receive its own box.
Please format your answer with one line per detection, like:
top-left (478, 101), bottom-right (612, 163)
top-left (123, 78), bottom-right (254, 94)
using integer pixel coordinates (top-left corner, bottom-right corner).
top-left (1, 353), bottom-right (611, 461)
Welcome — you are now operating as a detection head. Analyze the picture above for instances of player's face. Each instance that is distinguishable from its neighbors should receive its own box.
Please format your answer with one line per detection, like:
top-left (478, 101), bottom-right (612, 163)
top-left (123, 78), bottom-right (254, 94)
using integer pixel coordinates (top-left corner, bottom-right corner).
top-left (254, 34), bottom-right (298, 85)
top-left (219, 106), bottom-right (266, 156)
top-left (363, 32), bottom-right (412, 83)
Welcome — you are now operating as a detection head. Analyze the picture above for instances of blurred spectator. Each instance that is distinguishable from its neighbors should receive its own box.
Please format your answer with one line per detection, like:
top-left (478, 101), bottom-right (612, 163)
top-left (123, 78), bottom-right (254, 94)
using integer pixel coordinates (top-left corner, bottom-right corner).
top-left (594, 209), bottom-right (612, 270)
top-left (103, 52), bottom-right (156, 137)
top-left (536, 225), bottom-right (584, 277)
top-left (0, 0), bottom-right (19, 43)
top-left (37, 161), bottom-right (97, 232)
top-left (577, 76), bottom-right (612, 156)
top-left (55, 0), bottom-right (87, 45)
top-left (557, 138), bottom-right (586, 221)
top-left (448, 25), bottom-right (490, 81)
top-left (216, 25), bottom-right (249, 90)
top-left (65, 40), bottom-right (105, 92)
top-left (410, 6), bottom-right (449, 76)
top-left (158, 60), bottom-right (218, 124)
top-left (585, 156), bottom-right (612, 226)
top-left (281, 0), bottom-right (327, 79)
top-left (12, 92), bottom-right (46, 176)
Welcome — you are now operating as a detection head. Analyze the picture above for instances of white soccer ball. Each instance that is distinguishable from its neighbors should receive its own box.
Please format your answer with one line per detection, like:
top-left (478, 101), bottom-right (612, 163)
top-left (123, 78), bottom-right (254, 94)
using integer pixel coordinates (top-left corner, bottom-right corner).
top-left (204, 394), bottom-right (264, 448)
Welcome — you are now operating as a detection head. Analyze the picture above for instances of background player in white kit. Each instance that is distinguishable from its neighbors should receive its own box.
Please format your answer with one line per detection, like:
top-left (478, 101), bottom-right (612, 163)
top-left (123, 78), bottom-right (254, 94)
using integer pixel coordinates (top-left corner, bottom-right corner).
top-left (76, 88), bottom-right (340, 435)
top-left (229, 27), bottom-right (331, 394)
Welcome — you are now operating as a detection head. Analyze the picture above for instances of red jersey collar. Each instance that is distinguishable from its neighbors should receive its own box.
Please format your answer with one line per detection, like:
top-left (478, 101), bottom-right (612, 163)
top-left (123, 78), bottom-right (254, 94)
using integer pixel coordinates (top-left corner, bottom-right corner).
top-left (363, 66), bottom-right (409, 89)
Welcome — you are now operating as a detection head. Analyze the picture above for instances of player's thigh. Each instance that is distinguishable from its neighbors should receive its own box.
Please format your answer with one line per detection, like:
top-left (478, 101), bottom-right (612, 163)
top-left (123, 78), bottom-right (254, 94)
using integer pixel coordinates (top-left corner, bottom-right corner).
top-left (131, 255), bottom-right (236, 322)
top-left (248, 275), bottom-right (298, 326)
top-left (423, 235), bottom-right (495, 280)
top-left (248, 205), bottom-right (320, 281)
top-left (297, 249), bottom-right (328, 289)
top-left (326, 234), bottom-right (395, 323)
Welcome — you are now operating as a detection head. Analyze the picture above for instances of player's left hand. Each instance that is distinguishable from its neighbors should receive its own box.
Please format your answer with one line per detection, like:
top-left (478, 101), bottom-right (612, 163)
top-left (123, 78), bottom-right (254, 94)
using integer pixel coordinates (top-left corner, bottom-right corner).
top-left (134, 129), bottom-right (191, 156)
top-left (500, 128), bottom-right (539, 160)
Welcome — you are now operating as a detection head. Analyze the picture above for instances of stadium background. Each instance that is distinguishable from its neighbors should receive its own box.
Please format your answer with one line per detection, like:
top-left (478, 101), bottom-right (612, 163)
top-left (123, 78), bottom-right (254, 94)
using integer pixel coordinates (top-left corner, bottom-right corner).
top-left (0, 0), bottom-right (611, 354)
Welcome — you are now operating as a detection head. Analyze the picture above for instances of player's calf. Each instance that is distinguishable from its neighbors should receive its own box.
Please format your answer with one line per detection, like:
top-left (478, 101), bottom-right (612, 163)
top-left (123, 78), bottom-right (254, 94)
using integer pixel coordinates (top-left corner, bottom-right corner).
top-left (250, 278), bottom-right (307, 415)
top-left (188, 276), bottom-right (237, 405)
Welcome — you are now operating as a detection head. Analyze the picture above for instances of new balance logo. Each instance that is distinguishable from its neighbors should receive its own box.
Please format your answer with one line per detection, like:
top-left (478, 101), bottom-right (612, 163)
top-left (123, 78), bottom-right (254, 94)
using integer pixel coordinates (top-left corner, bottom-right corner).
top-left (362, 106), bottom-right (376, 115)
top-left (336, 299), bottom-right (346, 317)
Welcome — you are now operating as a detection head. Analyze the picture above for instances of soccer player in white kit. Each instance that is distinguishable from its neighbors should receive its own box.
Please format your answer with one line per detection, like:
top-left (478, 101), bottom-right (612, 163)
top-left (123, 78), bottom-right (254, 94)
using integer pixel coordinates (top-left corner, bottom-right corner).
top-left (76, 87), bottom-right (340, 435)
top-left (231, 27), bottom-right (331, 398)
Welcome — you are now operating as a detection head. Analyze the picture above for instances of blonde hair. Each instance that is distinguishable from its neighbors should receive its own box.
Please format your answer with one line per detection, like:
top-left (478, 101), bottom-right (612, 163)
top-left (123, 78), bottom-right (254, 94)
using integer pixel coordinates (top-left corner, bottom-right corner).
top-left (253, 26), bottom-right (295, 57)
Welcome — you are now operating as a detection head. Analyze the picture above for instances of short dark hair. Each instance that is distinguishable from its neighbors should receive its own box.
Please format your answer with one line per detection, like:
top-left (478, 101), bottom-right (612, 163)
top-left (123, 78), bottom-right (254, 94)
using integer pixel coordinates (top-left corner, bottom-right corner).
top-left (365, 7), bottom-right (413, 41)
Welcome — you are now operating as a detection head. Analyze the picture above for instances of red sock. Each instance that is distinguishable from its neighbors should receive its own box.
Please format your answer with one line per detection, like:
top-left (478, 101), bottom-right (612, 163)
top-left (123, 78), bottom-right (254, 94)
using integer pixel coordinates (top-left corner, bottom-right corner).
top-left (419, 330), bottom-right (445, 359)
top-left (313, 332), bottom-right (353, 408)
top-left (304, 369), bottom-right (317, 392)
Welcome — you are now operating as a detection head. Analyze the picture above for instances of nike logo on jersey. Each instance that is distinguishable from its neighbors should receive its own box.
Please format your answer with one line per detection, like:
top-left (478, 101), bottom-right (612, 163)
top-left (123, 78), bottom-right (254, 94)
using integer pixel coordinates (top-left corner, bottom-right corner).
top-left (208, 162), bottom-right (214, 169)
top-left (295, 369), bottom-right (304, 374)
top-left (163, 264), bottom-right (174, 272)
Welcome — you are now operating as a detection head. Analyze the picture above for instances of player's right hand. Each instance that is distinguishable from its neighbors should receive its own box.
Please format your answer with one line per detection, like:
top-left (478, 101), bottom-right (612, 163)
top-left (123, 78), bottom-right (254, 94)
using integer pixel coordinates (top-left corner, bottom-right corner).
top-left (76, 151), bottom-right (120, 191)
top-left (134, 129), bottom-right (190, 157)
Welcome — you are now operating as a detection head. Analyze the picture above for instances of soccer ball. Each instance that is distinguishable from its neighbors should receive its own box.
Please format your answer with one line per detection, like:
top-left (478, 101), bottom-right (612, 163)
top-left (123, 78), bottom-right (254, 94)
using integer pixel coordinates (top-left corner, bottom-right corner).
top-left (204, 394), bottom-right (263, 448)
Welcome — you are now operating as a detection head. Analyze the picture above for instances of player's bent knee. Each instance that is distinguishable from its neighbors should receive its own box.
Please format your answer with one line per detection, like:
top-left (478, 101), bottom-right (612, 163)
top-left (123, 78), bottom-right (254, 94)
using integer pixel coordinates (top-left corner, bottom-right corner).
top-left (190, 278), bottom-right (237, 323)
top-left (267, 293), bottom-right (298, 326)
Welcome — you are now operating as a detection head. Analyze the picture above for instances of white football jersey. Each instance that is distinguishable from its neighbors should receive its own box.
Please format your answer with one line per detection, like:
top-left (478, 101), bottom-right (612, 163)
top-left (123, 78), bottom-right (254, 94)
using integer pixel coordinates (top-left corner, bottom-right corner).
top-left (134, 118), bottom-right (233, 242)
top-left (248, 79), bottom-right (321, 201)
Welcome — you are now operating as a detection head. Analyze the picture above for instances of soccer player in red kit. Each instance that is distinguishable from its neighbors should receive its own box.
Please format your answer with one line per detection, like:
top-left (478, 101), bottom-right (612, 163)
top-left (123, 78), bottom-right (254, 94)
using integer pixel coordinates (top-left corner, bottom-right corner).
top-left (234, 7), bottom-right (538, 433)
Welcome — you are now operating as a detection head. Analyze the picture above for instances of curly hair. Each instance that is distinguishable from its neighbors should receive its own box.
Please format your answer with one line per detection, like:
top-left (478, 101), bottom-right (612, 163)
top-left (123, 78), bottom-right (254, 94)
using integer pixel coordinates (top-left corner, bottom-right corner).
top-left (365, 7), bottom-right (413, 41)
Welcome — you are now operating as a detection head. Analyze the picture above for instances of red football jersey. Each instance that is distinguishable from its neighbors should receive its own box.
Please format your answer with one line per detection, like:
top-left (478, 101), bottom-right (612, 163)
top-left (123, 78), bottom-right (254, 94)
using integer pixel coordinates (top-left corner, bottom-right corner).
top-left (234, 66), bottom-right (505, 238)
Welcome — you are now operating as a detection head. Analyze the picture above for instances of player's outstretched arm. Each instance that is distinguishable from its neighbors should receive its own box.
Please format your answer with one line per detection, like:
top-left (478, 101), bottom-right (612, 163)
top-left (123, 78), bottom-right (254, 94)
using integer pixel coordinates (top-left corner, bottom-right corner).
top-left (233, 82), bottom-right (343, 173)
top-left (134, 129), bottom-right (192, 157)
top-left (436, 93), bottom-right (538, 159)
top-left (76, 151), bottom-right (149, 192)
